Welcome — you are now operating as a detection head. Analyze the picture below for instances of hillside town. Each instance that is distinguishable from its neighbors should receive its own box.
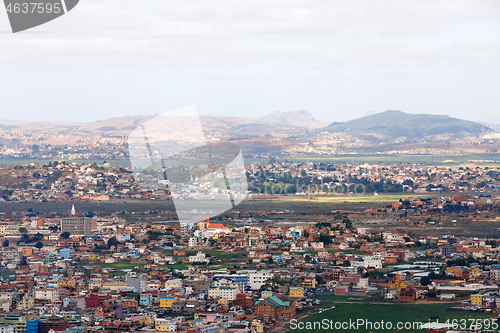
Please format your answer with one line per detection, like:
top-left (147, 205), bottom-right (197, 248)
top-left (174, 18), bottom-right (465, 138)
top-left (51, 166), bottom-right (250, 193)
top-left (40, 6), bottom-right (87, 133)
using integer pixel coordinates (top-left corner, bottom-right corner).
top-left (0, 162), bottom-right (498, 332)
top-left (2, 0), bottom-right (499, 331)
top-left (0, 161), bottom-right (500, 203)
top-left (0, 200), bottom-right (499, 332)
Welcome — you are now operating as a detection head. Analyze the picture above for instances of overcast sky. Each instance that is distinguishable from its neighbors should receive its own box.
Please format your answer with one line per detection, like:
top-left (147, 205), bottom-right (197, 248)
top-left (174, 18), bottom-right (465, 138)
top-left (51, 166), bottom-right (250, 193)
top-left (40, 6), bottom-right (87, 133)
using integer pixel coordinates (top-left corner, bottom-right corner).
top-left (0, 0), bottom-right (499, 124)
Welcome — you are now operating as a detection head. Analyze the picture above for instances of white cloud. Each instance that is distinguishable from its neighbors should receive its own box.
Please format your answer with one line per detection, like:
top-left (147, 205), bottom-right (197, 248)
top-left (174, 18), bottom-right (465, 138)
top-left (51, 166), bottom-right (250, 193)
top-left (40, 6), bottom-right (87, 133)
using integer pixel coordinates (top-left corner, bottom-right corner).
top-left (0, 0), bottom-right (499, 74)
top-left (0, 0), bottom-right (499, 122)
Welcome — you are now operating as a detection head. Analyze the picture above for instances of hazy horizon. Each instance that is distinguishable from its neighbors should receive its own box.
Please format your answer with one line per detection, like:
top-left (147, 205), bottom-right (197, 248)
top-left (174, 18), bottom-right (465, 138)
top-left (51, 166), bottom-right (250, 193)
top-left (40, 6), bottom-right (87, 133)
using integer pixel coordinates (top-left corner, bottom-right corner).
top-left (0, 0), bottom-right (499, 124)
top-left (2, 108), bottom-right (500, 126)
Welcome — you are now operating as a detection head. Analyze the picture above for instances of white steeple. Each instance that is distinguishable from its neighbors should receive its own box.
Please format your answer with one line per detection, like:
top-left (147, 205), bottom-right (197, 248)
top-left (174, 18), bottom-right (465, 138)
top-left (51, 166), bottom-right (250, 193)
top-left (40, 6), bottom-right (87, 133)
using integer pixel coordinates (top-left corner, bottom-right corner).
top-left (71, 204), bottom-right (76, 215)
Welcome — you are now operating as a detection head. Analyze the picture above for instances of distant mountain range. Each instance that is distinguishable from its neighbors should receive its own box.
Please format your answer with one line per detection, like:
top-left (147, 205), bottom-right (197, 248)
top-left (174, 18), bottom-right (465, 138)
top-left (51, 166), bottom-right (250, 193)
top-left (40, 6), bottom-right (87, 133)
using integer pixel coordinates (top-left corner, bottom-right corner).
top-left (0, 110), bottom-right (494, 141)
top-left (0, 110), bottom-right (325, 136)
top-left (259, 109), bottom-right (326, 129)
top-left (325, 110), bottom-right (492, 140)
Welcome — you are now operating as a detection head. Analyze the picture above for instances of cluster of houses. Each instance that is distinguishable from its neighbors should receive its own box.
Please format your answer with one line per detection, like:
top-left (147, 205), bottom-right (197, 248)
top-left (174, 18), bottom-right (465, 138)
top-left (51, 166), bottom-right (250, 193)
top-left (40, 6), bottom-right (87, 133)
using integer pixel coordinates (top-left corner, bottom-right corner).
top-left (1, 161), bottom-right (500, 203)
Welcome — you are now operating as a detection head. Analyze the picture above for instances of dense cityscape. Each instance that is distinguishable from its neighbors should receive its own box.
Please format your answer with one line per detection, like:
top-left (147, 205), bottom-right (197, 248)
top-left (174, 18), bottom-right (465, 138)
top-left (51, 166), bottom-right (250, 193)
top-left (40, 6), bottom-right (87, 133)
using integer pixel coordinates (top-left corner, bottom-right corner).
top-left (0, 159), bottom-right (498, 332)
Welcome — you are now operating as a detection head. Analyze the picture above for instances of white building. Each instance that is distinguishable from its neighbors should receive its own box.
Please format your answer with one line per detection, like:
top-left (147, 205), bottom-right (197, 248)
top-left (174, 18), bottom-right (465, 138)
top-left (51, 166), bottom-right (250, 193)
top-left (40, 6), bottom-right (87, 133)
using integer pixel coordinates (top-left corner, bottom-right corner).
top-left (0, 325), bottom-right (15, 333)
top-left (188, 251), bottom-right (210, 264)
top-left (248, 271), bottom-right (274, 290)
top-left (212, 278), bottom-right (244, 293)
top-left (208, 286), bottom-right (237, 301)
top-left (188, 237), bottom-right (198, 248)
top-left (34, 288), bottom-right (60, 302)
top-left (363, 258), bottom-right (382, 270)
top-left (155, 318), bottom-right (177, 332)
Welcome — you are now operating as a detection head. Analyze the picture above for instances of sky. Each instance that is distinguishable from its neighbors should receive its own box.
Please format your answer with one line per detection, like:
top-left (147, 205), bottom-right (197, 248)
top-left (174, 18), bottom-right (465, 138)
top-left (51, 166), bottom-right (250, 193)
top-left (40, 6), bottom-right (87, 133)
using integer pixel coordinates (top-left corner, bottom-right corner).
top-left (0, 0), bottom-right (499, 124)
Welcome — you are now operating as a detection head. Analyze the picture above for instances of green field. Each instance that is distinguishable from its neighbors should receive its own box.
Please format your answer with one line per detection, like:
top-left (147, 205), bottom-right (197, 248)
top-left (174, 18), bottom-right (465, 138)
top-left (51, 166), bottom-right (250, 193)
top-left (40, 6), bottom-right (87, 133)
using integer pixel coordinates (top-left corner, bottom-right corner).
top-left (286, 153), bottom-right (500, 165)
top-left (0, 191), bottom-right (483, 215)
top-left (91, 262), bottom-right (147, 276)
top-left (0, 158), bottom-right (131, 166)
top-left (287, 296), bottom-right (494, 333)
top-left (181, 250), bottom-right (249, 261)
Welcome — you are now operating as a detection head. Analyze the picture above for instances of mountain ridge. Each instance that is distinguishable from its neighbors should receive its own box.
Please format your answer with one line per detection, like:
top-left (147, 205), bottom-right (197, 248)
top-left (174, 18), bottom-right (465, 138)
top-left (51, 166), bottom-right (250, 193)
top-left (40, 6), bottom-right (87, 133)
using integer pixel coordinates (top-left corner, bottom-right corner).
top-left (326, 110), bottom-right (492, 140)
top-left (0, 110), bottom-right (494, 140)
top-left (259, 109), bottom-right (326, 129)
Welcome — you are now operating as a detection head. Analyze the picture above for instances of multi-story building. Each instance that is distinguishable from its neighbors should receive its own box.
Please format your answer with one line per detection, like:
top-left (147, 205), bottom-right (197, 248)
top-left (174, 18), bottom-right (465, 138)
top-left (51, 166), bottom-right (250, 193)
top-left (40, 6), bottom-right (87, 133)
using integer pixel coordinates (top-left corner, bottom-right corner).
top-left (26, 318), bottom-right (40, 333)
top-left (471, 295), bottom-right (483, 305)
top-left (300, 277), bottom-right (317, 289)
top-left (34, 287), bottom-right (60, 303)
top-left (446, 266), bottom-right (464, 278)
top-left (331, 267), bottom-right (345, 282)
top-left (126, 272), bottom-right (147, 293)
top-left (0, 314), bottom-right (26, 333)
top-left (255, 295), bottom-right (295, 318)
top-left (59, 248), bottom-right (71, 260)
top-left (248, 271), bottom-right (273, 290)
top-left (490, 267), bottom-right (500, 282)
top-left (2, 248), bottom-right (20, 262)
top-left (363, 258), bottom-right (383, 270)
top-left (139, 293), bottom-right (153, 306)
top-left (188, 251), bottom-right (210, 264)
top-left (60, 217), bottom-right (96, 236)
top-left (212, 278), bottom-right (244, 293)
top-left (213, 274), bottom-right (248, 290)
top-left (38, 316), bottom-right (69, 333)
top-left (159, 297), bottom-right (177, 308)
top-left (441, 244), bottom-right (457, 257)
top-left (208, 286), bottom-right (237, 301)
top-left (289, 287), bottom-right (304, 298)
top-left (155, 318), bottom-right (177, 332)
top-left (0, 324), bottom-right (15, 333)
top-left (0, 223), bottom-right (10, 236)
top-left (188, 237), bottom-right (198, 248)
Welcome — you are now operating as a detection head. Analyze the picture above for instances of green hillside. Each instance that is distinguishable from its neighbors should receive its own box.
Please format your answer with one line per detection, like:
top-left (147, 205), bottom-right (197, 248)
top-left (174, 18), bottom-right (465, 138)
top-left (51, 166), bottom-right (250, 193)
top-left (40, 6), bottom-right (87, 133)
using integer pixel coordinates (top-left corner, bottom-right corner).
top-left (326, 110), bottom-right (491, 140)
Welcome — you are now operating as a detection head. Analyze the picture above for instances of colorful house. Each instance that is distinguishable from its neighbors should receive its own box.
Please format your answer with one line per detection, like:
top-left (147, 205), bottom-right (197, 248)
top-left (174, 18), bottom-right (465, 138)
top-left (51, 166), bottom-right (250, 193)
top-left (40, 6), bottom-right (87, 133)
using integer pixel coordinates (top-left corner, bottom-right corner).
top-left (60, 248), bottom-right (71, 259)
top-left (471, 295), bottom-right (483, 305)
top-left (139, 293), bottom-right (153, 306)
top-left (289, 287), bottom-right (304, 298)
top-left (251, 321), bottom-right (264, 333)
top-left (159, 297), bottom-right (177, 308)
top-left (155, 318), bottom-right (176, 331)
top-left (389, 280), bottom-right (414, 291)
top-left (58, 278), bottom-right (76, 288)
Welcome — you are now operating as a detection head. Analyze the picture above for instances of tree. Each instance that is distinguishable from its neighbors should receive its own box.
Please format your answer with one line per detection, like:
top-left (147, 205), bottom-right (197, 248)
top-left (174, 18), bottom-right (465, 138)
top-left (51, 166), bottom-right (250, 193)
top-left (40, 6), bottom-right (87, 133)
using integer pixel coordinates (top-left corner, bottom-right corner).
top-left (20, 255), bottom-right (28, 266)
top-left (18, 227), bottom-right (28, 234)
top-left (2, 239), bottom-right (9, 247)
top-left (319, 234), bottom-right (333, 245)
top-left (107, 237), bottom-right (119, 249)
top-left (60, 232), bottom-right (71, 239)
top-left (35, 241), bottom-right (44, 249)
top-left (315, 222), bottom-right (332, 228)
top-left (420, 276), bottom-right (431, 286)
top-left (21, 234), bottom-right (30, 243)
top-left (343, 218), bottom-right (353, 230)
top-left (32, 233), bottom-right (44, 242)
top-left (402, 179), bottom-right (414, 187)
